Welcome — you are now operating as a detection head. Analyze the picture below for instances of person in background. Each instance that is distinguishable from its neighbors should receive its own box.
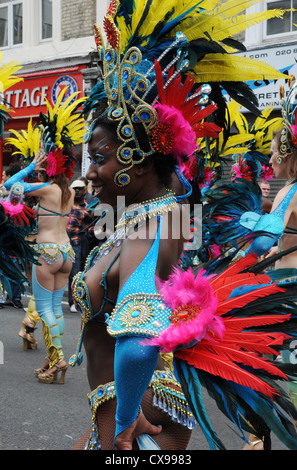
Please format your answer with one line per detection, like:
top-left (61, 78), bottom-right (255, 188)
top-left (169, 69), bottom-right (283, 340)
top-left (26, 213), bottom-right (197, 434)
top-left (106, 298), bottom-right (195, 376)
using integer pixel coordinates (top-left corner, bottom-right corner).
top-left (78, 175), bottom-right (100, 251)
top-left (1, 162), bottom-right (24, 308)
top-left (259, 179), bottom-right (273, 214)
top-left (67, 179), bottom-right (94, 312)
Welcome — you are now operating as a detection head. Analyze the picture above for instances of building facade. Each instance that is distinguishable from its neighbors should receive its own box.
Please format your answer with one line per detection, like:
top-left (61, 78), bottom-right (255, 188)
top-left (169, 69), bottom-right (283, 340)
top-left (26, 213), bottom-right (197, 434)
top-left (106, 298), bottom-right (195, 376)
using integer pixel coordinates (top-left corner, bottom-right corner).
top-left (0, 0), bottom-right (108, 176)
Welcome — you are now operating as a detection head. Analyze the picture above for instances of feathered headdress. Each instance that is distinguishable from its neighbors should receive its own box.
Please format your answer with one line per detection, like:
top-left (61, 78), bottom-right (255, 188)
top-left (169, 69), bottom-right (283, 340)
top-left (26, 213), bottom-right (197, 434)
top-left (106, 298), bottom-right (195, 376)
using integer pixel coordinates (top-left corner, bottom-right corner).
top-left (84, 0), bottom-right (287, 187)
top-left (279, 76), bottom-right (297, 159)
top-left (38, 87), bottom-right (87, 180)
top-left (6, 88), bottom-right (86, 181)
top-left (0, 51), bottom-right (23, 137)
top-left (229, 102), bottom-right (282, 182)
top-left (5, 118), bottom-right (41, 165)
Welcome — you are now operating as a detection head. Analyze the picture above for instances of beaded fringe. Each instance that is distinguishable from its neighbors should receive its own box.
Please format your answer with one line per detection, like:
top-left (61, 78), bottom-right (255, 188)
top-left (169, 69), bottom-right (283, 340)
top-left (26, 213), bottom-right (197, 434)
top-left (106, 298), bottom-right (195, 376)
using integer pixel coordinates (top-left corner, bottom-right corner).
top-left (84, 371), bottom-right (196, 450)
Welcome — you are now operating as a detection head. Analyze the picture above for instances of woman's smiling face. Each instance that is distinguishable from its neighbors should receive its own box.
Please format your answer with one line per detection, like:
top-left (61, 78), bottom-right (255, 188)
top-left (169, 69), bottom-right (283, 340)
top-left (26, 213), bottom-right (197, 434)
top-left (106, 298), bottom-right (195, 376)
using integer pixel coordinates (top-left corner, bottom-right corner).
top-left (86, 124), bottom-right (142, 207)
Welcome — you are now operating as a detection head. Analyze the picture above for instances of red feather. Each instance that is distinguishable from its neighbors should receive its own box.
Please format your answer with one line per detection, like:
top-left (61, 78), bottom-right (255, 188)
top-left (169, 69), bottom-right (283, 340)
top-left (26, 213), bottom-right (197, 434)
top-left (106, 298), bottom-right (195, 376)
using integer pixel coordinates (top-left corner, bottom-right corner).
top-left (213, 273), bottom-right (272, 302)
top-left (175, 348), bottom-right (278, 397)
top-left (215, 284), bottom-right (285, 316)
top-left (196, 343), bottom-right (287, 379)
top-left (209, 253), bottom-right (258, 290)
top-left (223, 314), bottom-right (291, 330)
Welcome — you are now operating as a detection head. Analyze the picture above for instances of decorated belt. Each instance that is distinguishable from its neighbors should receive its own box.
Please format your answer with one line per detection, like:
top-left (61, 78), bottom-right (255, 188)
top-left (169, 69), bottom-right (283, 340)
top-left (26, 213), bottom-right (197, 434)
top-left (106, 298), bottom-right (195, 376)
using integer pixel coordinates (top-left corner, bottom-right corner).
top-left (87, 369), bottom-right (196, 430)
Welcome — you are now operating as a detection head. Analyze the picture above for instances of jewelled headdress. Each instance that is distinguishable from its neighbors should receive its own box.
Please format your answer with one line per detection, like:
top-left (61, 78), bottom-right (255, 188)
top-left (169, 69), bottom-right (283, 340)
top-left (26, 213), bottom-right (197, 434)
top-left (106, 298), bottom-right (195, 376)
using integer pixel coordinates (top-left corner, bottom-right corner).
top-left (85, 3), bottom-right (220, 186)
top-left (84, 0), bottom-right (288, 187)
top-left (279, 76), bottom-right (297, 159)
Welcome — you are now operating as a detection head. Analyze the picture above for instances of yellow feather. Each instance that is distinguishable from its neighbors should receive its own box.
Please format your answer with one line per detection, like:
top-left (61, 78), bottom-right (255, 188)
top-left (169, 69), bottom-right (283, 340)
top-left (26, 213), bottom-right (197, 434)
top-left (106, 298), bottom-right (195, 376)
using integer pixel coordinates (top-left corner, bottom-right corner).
top-left (53, 87), bottom-right (68, 114)
top-left (217, 0), bottom-right (267, 18)
top-left (211, 10), bottom-right (286, 43)
top-left (6, 119), bottom-right (41, 159)
top-left (131, 0), bottom-right (147, 36)
top-left (194, 54), bottom-right (287, 82)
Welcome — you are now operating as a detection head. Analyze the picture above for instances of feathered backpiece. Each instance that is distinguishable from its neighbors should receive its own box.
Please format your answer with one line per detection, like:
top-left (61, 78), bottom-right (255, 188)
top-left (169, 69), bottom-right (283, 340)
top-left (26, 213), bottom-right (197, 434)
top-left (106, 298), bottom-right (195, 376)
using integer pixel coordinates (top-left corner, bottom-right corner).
top-left (279, 76), bottom-right (297, 158)
top-left (144, 254), bottom-right (297, 449)
top-left (0, 203), bottom-right (38, 299)
top-left (84, 0), bottom-right (287, 187)
top-left (1, 182), bottom-right (37, 227)
top-left (5, 118), bottom-right (41, 166)
top-left (0, 51), bottom-right (23, 137)
top-left (38, 87), bottom-right (86, 180)
top-left (199, 177), bottom-right (263, 254)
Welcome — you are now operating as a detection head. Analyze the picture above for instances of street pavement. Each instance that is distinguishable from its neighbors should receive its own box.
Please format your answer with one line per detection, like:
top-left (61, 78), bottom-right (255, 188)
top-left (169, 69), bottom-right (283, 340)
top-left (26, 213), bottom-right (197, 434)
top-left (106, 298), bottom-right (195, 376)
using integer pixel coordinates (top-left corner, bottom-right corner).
top-left (0, 295), bottom-right (289, 451)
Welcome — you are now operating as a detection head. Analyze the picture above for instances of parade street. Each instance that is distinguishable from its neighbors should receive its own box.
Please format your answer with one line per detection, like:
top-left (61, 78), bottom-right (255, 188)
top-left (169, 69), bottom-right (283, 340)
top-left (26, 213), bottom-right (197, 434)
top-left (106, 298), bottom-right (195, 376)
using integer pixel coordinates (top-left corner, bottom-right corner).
top-left (0, 295), bottom-right (287, 452)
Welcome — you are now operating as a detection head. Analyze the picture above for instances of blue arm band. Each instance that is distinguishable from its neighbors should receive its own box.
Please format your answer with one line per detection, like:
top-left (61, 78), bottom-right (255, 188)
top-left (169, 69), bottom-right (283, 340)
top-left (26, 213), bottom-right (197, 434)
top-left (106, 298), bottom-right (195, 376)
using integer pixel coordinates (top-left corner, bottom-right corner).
top-left (114, 337), bottom-right (159, 437)
top-left (246, 232), bottom-right (280, 257)
top-left (4, 162), bottom-right (49, 193)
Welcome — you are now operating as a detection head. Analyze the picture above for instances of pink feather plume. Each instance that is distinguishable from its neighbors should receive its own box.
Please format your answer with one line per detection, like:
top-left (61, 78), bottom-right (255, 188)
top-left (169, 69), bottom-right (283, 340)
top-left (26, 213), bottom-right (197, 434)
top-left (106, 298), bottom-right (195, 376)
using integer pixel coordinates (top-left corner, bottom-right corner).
top-left (142, 267), bottom-right (225, 353)
top-left (153, 103), bottom-right (198, 164)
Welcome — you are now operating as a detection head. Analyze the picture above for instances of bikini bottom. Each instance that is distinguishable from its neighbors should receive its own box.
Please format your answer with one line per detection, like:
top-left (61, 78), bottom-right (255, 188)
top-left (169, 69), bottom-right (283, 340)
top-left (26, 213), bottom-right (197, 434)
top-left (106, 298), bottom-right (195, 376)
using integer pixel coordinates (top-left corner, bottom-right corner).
top-left (33, 242), bottom-right (75, 265)
top-left (84, 369), bottom-right (196, 450)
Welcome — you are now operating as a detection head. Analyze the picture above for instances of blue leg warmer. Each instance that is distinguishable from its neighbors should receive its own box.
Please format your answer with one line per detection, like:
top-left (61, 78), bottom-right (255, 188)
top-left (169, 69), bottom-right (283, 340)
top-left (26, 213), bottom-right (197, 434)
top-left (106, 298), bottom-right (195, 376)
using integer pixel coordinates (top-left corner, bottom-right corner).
top-left (114, 337), bottom-right (159, 438)
top-left (32, 264), bottom-right (64, 366)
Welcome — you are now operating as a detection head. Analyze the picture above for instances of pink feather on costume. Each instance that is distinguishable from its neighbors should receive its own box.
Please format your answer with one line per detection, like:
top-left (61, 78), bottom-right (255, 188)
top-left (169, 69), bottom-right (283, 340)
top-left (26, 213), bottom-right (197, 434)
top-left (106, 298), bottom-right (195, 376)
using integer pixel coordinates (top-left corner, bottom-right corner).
top-left (142, 267), bottom-right (225, 353)
top-left (153, 103), bottom-right (198, 165)
top-left (46, 151), bottom-right (58, 177)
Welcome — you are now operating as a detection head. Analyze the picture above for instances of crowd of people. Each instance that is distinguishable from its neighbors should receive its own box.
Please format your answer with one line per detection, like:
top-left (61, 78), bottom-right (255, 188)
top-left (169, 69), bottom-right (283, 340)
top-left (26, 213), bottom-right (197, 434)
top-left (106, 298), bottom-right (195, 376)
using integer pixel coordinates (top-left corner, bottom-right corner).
top-left (2, 0), bottom-right (297, 453)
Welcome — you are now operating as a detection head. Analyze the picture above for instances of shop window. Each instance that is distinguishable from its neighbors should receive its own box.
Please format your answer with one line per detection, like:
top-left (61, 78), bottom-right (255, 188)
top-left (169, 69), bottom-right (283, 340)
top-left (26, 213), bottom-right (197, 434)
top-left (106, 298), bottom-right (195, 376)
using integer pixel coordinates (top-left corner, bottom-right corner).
top-left (266, 0), bottom-right (297, 36)
top-left (40, 0), bottom-right (52, 41)
top-left (0, 0), bottom-right (23, 48)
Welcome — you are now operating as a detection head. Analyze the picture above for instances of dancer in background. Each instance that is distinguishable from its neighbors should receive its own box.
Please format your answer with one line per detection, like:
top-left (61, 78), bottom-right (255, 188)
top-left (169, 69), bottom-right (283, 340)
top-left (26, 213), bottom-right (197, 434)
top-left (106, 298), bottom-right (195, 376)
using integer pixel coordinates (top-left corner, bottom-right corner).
top-left (5, 89), bottom-right (86, 384)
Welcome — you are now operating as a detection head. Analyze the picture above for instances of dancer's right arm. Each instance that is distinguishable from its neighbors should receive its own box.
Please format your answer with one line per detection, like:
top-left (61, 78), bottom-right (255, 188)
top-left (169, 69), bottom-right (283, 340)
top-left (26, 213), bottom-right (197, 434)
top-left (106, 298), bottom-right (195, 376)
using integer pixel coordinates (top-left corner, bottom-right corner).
top-left (4, 153), bottom-right (50, 193)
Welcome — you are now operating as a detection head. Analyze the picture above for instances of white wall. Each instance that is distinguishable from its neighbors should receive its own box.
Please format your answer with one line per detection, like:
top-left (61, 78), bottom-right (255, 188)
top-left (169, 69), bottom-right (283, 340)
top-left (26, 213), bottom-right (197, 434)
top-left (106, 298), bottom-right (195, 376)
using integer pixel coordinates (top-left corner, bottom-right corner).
top-left (1, 0), bottom-right (109, 66)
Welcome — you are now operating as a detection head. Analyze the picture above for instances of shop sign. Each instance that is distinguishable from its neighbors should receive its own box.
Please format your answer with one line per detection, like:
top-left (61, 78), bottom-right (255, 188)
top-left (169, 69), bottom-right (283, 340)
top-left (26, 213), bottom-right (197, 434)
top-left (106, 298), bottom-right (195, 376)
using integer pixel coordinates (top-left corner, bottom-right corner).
top-left (4, 66), bottom-right (85, 119)
top-left (236, 43), bottom-right (297, 111)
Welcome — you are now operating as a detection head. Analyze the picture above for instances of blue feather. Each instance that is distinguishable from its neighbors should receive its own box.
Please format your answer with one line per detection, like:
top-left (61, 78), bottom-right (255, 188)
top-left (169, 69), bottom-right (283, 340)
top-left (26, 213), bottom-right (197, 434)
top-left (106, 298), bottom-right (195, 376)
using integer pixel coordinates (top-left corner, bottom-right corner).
top-left (174, 359), bottom-right (226, 450)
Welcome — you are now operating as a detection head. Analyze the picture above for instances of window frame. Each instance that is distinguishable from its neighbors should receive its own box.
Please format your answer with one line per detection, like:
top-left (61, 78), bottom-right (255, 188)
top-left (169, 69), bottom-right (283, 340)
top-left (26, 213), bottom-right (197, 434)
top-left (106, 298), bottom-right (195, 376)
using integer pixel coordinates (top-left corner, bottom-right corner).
top-left (264, 0), bottom-right (297, 39)
top-left (39, 0), bottom-right (52, 42)
top-left (0, 0), bottom-right (23, 49)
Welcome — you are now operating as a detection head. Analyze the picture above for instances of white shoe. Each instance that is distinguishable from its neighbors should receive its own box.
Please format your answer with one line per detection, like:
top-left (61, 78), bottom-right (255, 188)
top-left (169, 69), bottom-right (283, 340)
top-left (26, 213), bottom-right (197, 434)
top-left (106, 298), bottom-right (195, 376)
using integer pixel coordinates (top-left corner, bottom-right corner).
top-left (70, 304), bottom-right (77, 313)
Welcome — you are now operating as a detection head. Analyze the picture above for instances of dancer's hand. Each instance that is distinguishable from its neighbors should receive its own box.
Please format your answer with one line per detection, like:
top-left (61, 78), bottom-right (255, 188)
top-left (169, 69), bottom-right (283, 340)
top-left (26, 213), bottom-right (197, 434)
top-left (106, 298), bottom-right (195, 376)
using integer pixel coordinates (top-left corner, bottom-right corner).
top-left (114, 412), bottom-right (162, 451)
top-left (33, 151), bottom-right (47, 172)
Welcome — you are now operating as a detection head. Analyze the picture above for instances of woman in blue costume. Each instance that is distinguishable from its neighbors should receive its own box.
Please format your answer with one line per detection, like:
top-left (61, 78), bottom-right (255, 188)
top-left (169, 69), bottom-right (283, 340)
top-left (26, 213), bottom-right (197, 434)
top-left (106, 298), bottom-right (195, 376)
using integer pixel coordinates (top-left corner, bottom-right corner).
top-left (4, 89), bottom-right (86, 384)
top-left (243, 84), bottom-right (297, 449)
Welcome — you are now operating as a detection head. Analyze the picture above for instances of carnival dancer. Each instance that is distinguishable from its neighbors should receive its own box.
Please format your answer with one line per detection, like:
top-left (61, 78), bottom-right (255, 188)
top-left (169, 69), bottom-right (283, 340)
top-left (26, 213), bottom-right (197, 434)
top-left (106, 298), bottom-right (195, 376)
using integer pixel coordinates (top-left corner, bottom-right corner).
top-left (243, 82), bottom-right (297, 449)
top-left (4, 89), bottom-right (86, 384)
top-left (67, 0), bottom-right (297, 451)
top-left (0, 53), bottom-right (36, 303)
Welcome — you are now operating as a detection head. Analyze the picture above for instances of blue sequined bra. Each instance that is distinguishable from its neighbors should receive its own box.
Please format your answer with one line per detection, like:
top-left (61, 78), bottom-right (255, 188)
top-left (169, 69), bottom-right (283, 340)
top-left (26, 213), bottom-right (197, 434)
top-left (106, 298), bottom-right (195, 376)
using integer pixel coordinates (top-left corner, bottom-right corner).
top-left (106, 215), bottom-right (172, 338)
top-left (69, 215), bottom-right (172, 366)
